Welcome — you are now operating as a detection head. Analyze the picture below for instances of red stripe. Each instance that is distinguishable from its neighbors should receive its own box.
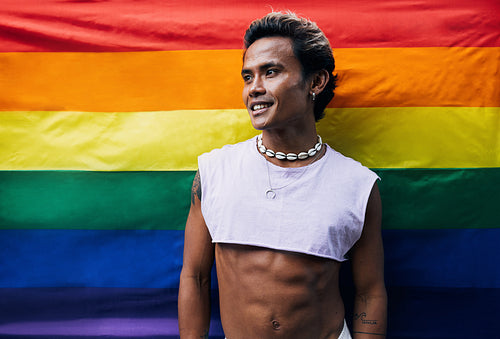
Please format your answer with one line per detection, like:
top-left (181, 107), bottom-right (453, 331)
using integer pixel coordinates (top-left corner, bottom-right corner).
top-left (0, 0), bottom-right (498, 52)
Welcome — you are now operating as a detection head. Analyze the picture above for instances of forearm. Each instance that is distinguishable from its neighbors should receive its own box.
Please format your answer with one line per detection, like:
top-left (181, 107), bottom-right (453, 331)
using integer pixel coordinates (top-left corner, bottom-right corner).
top-left (352, 290), bottom-right (387, 338)
top-left (178, 272), bottom-right (212, 339)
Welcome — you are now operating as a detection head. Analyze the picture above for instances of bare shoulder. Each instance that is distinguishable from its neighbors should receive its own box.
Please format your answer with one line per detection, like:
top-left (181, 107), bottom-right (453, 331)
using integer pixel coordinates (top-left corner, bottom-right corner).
top-left (351, 182), bottom-right (382, 254)
top-left (364, 182), bottom-right (382, 233)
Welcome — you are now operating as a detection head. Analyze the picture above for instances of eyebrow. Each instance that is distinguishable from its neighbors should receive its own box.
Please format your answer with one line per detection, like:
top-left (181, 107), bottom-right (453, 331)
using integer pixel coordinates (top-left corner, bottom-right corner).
top-left (241, 62), bottom-right (283, 76)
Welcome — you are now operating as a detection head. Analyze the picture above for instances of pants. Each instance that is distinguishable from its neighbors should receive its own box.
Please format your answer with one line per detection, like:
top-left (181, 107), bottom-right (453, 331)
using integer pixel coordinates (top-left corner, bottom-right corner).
top-left (338, 319), bottom-right (352, 339)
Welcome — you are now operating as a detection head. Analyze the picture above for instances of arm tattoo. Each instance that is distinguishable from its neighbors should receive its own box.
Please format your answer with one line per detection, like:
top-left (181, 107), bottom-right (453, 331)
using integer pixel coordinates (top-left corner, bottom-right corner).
top-left (200, 329), bottom-right (209, 339)
top-left (353, 313), bottom-right (385, 336)
top-left (191, 171), bottom-right (202, 205)
top-left (354, 312), bottom-right (378, 325)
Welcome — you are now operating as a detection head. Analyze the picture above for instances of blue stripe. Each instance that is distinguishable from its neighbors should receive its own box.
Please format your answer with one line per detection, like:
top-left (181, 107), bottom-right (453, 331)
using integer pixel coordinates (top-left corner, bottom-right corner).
top-left (0, 230), bottom-right (184, 288)
top-left (1, 228), bottom-right (499, 288)
top-left (383, 228), bottom-right (500, 288)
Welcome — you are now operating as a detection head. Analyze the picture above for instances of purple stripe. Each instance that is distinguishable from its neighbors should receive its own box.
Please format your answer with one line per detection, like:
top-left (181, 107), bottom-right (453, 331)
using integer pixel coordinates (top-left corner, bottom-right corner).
top-left (0, 318), bottom-right (222, 337)
top-left (0, 318), bottom-right (180, 336)
top-left (1, 286), bottom-right (499, 338)
top-left (0, 287), bottom-right (224, 338)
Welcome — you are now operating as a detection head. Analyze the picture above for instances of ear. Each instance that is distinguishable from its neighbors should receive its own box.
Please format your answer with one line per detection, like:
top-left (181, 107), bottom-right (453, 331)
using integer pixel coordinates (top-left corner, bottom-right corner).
top-left (309, 69), bottom-right (329, 96)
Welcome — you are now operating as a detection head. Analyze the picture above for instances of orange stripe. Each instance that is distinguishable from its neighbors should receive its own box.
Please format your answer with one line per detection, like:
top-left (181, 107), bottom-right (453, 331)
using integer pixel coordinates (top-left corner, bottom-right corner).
top-left (0, 47), bottom-right (498, 111)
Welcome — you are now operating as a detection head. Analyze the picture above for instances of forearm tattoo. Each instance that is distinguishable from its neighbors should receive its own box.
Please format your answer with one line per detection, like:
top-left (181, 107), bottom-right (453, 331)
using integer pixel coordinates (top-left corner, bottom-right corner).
top-left (200, 329), bottom-right (209, 339)
top-left (353, 313), bottom-right (385, 336)
top-left (191, 171), bottom-right (202, 205)
top-left (354, 312), bottom-right (377, 325)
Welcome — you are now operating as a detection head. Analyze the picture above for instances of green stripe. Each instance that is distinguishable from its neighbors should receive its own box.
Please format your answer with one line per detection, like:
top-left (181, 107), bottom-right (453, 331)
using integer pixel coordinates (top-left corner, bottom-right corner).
top-left (0, 169), bottom-right (498, 230)
top-left (0, 171), bottom-right (193, 230)
top-left (376, 168), bottom-right (500, 229)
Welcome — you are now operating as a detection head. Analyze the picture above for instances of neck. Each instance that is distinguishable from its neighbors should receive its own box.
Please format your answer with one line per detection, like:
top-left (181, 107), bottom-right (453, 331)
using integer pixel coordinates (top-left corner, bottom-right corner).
top-left (261, 125), bottom-right (318, 152)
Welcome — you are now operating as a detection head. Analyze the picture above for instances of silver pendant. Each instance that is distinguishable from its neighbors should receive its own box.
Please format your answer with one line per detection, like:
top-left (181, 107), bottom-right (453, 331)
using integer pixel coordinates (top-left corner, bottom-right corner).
top-left (265, 189), bottom-right (276, 200)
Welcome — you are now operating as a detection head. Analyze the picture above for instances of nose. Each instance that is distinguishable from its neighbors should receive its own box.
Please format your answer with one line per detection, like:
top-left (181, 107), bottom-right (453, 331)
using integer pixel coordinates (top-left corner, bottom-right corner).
top-left (249, 76), bottom-right (265, 97)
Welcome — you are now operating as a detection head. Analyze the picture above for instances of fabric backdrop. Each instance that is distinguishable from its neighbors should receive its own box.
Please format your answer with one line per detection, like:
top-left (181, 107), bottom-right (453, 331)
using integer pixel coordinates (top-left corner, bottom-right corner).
top-left (0, 0), bottom-right (499, 338)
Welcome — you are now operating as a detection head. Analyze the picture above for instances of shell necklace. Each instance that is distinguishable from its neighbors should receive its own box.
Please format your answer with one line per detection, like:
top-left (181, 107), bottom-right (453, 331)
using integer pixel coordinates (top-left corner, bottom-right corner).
top-left (257, 134), bottom-right (323, 161)
top-left (258, 135), bottom-right (323, 199)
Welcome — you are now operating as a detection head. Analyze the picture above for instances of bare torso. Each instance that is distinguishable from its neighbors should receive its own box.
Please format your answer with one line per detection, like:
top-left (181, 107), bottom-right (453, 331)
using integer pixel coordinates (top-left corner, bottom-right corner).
top-left (216, 243), bottom-right (345, 339)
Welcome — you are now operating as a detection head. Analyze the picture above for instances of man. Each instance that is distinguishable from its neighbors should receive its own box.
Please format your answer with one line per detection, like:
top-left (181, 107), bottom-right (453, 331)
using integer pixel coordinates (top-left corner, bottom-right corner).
top-left (178, 12), bottom-right (387, 339)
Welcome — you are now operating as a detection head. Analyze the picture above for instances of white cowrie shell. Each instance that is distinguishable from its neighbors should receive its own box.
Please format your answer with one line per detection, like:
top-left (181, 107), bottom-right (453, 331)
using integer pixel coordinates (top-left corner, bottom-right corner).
top-left (265, 149), bottom-right (276, 157)
top-left (275, 152), bottom-right (287, 160)
top-left (298, 152), bottom-right (309, 160)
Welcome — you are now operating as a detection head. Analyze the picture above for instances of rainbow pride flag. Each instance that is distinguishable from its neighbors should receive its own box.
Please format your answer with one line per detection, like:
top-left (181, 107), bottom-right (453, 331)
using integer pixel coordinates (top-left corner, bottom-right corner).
top-left (0, 1), bottom-right (499, 338)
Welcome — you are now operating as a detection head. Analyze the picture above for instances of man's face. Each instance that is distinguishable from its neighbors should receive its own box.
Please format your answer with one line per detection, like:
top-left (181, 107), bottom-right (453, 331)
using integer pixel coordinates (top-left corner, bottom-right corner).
top-left (241, 37), bottom-right (313, 131)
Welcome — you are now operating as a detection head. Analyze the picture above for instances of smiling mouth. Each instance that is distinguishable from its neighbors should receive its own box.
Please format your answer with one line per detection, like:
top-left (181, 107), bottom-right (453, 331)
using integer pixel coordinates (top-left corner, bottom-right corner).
top-left (251, 103), bottom-right (273, 111)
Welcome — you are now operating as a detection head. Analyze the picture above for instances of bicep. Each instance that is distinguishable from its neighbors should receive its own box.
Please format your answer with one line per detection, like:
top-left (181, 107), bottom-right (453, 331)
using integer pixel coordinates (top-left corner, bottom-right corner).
top-left (350, 182), bottom-right (385, 293)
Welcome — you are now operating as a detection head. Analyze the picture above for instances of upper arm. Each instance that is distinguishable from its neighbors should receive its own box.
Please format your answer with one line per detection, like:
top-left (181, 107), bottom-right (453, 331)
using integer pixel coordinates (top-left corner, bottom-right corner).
top-left (350, 182), bottom-right (386, 295)
top-left (181, 170), bottom-right (215, 280)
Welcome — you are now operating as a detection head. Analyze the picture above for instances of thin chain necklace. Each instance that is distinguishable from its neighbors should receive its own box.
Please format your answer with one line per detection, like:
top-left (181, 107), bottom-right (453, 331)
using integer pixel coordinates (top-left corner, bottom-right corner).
top-left (261, 139), bottom-right (323, 200)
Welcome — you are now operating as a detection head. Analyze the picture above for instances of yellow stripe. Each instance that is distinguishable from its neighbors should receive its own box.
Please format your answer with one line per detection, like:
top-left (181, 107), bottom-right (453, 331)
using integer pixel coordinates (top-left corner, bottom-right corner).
top-left (0, 47), bottom-right (498, 111)
top-left (1, 107), bottom-right (498, 170)
top-left (318, 107), bottom-right (500, 169)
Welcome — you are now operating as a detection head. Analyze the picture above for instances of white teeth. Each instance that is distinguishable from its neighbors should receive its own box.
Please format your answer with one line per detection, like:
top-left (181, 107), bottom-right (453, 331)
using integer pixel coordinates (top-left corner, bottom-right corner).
top-left (252, 104), bottom-right (271, 111)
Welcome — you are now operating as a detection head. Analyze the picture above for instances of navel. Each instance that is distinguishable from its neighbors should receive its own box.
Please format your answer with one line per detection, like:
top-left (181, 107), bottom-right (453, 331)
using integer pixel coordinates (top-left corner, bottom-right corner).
top-left (271, 319), bottom-right (281, 330)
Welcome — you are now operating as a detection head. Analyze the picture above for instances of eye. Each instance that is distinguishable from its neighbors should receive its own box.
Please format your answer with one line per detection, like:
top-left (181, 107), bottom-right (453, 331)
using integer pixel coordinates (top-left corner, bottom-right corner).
top-left (266, 69), bottom-right (278, 76)
top-left (242, 74), bottom-right (252, 83)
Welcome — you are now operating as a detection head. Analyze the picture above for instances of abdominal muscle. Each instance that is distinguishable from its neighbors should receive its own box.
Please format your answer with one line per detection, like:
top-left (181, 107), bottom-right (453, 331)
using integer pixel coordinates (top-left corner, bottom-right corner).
top-left (215, 243), bottom-right (345, 339)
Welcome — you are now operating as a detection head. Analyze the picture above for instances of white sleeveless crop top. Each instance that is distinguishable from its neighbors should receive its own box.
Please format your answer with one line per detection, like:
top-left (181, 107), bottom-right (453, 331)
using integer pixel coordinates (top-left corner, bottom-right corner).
top-left (198, 137), bottom-right (379, 262)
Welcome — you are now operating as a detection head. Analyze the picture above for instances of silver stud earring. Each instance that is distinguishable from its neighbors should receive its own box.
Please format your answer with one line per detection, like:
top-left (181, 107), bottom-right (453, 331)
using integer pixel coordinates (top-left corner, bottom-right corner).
top-left (312, 92), bottom-right (316, 101)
